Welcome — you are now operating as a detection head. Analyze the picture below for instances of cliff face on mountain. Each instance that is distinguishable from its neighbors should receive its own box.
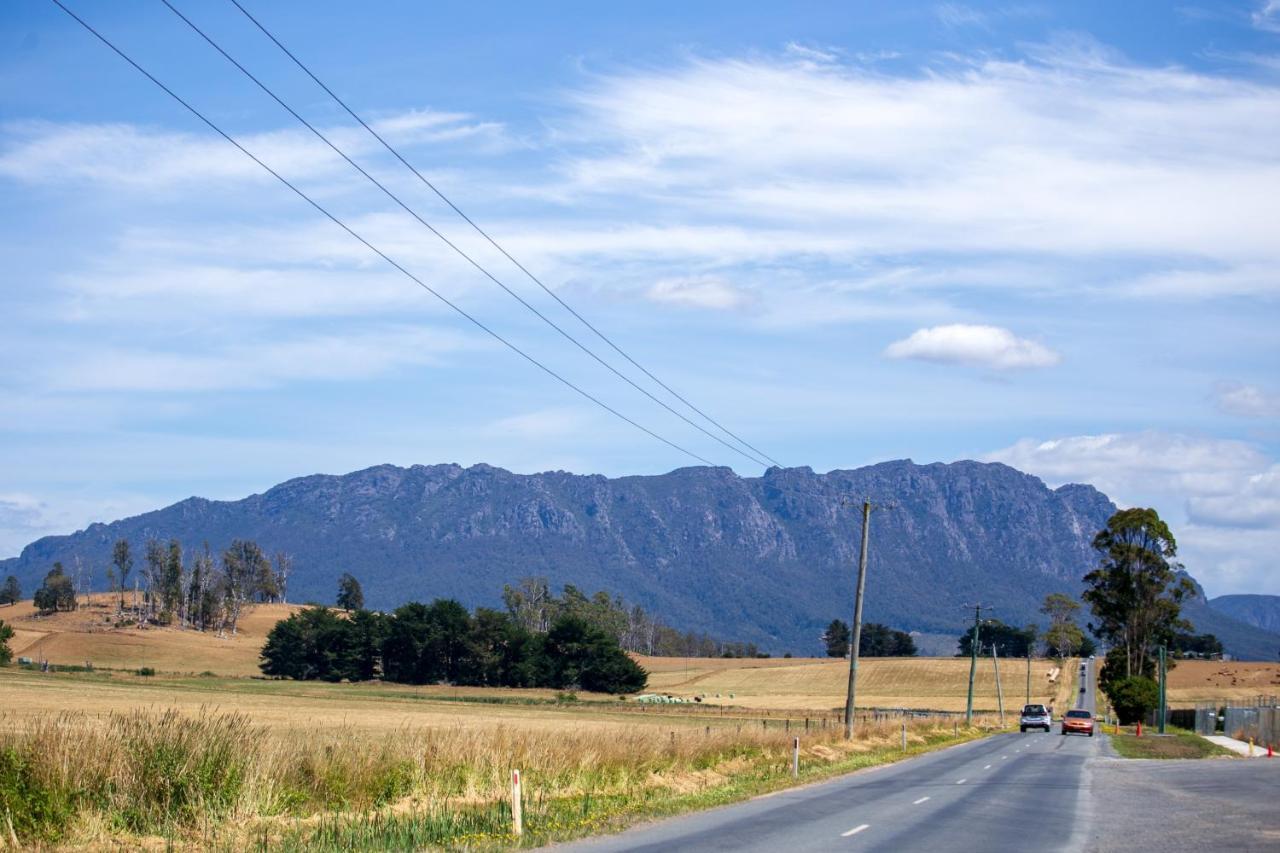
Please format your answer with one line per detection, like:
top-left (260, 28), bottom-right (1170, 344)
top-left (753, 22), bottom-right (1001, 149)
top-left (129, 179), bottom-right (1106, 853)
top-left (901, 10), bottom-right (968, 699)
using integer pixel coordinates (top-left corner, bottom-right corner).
top-left (5, 460), bottom-right (1276, 657)
top-left (1209, 594), bottom-right (1280, 633)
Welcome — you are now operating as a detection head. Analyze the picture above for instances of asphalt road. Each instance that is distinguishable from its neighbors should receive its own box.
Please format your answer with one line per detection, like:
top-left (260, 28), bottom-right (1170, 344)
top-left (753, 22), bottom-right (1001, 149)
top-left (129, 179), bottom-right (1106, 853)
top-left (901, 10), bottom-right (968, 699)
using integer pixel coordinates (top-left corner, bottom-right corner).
top-left (557, 657), bottom-right (1280, 852)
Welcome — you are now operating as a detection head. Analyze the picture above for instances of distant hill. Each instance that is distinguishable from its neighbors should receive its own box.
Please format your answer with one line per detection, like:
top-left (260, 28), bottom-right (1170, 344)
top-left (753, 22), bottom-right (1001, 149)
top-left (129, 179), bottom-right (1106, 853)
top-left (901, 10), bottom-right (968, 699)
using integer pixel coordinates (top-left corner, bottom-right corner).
top-left (4, 460), bottom-right (1278, 659)
top-left (1209, 594), bottom-right (1280, 635)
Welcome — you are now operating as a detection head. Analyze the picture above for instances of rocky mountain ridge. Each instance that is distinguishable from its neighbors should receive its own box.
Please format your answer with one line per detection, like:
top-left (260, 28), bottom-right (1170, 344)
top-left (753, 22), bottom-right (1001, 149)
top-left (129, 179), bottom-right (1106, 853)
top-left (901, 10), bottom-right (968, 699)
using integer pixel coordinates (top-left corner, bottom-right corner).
top-left (4, 459), bottom-right (1276, 658)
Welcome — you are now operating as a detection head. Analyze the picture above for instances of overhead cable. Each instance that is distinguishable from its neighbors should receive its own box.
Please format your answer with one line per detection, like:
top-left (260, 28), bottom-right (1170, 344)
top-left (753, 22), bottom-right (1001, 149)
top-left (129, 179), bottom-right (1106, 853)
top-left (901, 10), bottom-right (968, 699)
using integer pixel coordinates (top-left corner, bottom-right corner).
top-left (159, 0), bottom-right (769, 469)
top-left (225, 0), bottom-right (783, 469)
top-left (50, 0), bottom-right (719, 467)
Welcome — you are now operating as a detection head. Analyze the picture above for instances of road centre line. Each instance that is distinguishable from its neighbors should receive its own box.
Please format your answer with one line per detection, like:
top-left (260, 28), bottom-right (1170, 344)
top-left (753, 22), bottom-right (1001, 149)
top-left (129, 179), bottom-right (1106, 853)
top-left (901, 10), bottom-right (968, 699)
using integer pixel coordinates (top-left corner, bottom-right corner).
top-left (841, 824), bottom-right (870, 837)
top-left (913, 796), bottom-right (930, 805)
top-left (983, 764), bottom-right (992, 769)
top-left (955, 778), bottom-right (966, 784)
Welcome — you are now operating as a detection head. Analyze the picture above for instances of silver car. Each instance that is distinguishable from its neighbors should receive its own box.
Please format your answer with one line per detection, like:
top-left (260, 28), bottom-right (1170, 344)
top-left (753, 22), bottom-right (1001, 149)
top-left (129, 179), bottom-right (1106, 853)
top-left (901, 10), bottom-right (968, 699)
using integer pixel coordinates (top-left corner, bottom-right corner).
top-left (1020, 703), bottom-right (1052, 733)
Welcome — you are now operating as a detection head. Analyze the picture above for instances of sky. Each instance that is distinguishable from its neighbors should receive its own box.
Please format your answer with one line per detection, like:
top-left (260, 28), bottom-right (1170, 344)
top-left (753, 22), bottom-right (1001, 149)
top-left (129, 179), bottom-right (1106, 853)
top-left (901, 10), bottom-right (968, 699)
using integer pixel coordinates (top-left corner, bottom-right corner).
top-left (1, 1), bottom-right (1278, 597)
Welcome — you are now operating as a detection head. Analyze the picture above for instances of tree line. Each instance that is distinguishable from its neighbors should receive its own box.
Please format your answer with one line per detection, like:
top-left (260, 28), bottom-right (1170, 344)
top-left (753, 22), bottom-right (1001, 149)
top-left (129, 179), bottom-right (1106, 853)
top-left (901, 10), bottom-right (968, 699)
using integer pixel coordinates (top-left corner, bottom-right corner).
top-left (29, 538), bottom-right (291, 636)
top-left (261, 582), bottom-right (647, 694)
top-left (821, 619), bottom-right (917, 657)
top-left (501, 577), bottom-right (773, 659)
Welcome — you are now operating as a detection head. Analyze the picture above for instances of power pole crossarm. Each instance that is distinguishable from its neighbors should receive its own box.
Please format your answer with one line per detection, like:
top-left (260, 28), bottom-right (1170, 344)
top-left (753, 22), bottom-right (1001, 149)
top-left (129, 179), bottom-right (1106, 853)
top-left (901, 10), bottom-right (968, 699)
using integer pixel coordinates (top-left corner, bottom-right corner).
top-left (966, 605), bottom-right (982, 726)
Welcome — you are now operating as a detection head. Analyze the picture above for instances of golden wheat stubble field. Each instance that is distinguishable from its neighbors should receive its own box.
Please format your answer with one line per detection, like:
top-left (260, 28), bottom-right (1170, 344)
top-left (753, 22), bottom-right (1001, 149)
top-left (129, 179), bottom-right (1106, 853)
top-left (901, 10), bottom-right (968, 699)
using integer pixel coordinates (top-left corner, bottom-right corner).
top-left (0, 597), bottom-right (1017, 847)
top-left (638, 653), bottom-right (1077, 712)
top-left (1163, 660), bottom-right (1280, 704)
top-left (3, 594), bottom-right (1071, 721)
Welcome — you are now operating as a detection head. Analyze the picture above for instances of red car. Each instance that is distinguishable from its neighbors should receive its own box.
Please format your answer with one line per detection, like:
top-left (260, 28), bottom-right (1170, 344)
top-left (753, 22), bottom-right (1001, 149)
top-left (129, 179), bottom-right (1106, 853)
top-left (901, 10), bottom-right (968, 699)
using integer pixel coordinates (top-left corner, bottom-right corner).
top-left (1062, 709), bottom-right (1095, 736)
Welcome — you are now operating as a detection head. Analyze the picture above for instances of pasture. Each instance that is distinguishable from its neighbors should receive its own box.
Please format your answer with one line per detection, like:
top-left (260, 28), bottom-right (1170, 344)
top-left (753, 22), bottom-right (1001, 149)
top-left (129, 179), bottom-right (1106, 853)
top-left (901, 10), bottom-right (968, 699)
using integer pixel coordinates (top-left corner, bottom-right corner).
top-left (0, 597), bottom-right (1034, 847)
top-left (1164, 660), bottom-right (1280, 704)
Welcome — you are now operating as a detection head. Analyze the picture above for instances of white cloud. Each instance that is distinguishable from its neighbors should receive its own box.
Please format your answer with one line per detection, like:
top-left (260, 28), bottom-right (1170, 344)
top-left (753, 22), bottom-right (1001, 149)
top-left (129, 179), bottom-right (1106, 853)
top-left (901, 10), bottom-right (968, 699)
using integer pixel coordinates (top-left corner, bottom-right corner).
top-left (485, 408), bottom-right (589, 440)
top-left (935, 3), bottom-right (986, 28)
top-left (1188, 466), bottom-right (1280, 529)
top-left (984, 431), bottom-right (1280, 595)
top-left (884, 324), bottom-right (1060, 369)
top-left (986, 431), bottom-right (1269, 504)
top-left (0, 111), bottom-right (505, 190)
top-left (1254, 0), bottom-right (1280, 32)
top-left (0, 492), bottom-right (155, 558)
top-left (1214, 382), bottom-right (1280, 418)
top-left (549, 44), bottom-right (1280, 297)
top-left (42, 326), bottom-right (482, 393)
top-left (646, 275), bottom-right (750, 310)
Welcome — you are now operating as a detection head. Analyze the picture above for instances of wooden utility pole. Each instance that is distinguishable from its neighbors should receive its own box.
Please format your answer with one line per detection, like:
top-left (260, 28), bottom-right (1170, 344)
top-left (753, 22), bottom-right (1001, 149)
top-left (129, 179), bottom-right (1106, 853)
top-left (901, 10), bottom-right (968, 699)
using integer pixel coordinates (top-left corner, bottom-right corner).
top-left (993, 643), bottom-right (1005, 726)
top-left (843, 499), bottom-right (872, 740)
top-left (965, 604), bottom-right (984, 725)
top-left (1026, 651), bottom-right (1032, 706)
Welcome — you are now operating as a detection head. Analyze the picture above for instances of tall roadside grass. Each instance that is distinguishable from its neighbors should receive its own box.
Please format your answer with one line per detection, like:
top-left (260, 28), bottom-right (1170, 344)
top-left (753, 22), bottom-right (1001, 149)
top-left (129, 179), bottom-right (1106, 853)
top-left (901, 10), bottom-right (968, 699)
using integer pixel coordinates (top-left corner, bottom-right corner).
top-left (0, 709), bottom-right (1000, 848)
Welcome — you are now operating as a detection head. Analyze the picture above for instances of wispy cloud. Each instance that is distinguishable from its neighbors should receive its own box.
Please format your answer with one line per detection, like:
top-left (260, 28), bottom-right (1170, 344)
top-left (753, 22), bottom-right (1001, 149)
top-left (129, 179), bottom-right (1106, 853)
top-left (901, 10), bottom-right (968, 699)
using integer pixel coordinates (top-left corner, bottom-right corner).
top-left (935, 3), bottom-right (987, 28)
top-left (985, 431), bottom-right (1280, 593)
top-left (41, 326), bottom-right (482, 393)
top-left (1214, 382), bottom-right (1280, 418)
top-left (884, 324), bottom-right (1060, 369)
top-left (646, 275), bottom-right (750, 310)
top-left (1254, 0), bottom-right (1280, 32)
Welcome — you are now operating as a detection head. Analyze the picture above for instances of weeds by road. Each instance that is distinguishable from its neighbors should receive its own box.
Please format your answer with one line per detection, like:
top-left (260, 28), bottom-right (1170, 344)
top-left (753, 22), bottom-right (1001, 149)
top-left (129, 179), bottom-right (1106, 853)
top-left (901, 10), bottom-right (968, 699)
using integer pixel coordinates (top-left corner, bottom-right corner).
top-left (1108, 730), bottom-right (1235, 759)
top-left (0, 707), bottom-right (999, 848)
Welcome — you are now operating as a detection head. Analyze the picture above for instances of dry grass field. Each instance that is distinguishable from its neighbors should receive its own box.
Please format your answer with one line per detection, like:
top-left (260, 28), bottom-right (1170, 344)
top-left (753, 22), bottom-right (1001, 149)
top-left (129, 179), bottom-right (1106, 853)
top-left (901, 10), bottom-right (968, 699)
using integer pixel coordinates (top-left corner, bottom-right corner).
top-left (2, 593), bottom-right (296, 676)
top-left (0, 598), bottom-right (1020, 848)
top-left (1164, 660), bottom-right (1280, 704)
top-left (638, 653), bottom-right (1078, 713)
top-left (1, 595), bottom-right (1076, 713)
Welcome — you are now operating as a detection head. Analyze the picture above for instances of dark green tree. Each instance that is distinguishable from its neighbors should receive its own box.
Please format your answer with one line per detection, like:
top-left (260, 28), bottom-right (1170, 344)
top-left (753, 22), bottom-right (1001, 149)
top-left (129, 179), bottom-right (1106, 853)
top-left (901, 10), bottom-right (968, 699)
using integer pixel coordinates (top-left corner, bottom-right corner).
top-left (111, 539), bottom-right (133, 612)
top-left (464, 608), bottom-right (538, 687)
top-left (859, 623), bottom-right (917, 657)
top-left (1170, 632), bottom-right (1223, 659)
top-left (380, 600), bottom-right (471, 684)
top-left (541, 615), bottom-right (648, 694)
top-left (259, 607), bottom-right (358, 681)
top-left (347, 609), bottom-right (387, 681)
top-left (33, 563), bottom-right (75, 613)
top-left (160, 539), bottom-right (184, 623)
top-left (222, 540), bottom-right (270, 633)
top-left (823, 619), bottom-right (850, 658)
top-left (0, 575), bottom-right (19, 606)
top-left (0, 618), bottom-right (13, 664)
top-left (957, 620), bottom-right (1036, 658)
top-left (336, 573), bottom-right (364, 612)
top-left (1083, 508), bottom-right (1194, 680)
top-left (1108, 675), bottom-right (1160, 725)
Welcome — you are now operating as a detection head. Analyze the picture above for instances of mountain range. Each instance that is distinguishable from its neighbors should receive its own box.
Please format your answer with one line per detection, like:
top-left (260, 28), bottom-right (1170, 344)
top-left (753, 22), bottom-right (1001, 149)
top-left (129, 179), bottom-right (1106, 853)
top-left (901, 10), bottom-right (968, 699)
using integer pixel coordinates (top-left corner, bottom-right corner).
top-left (3, 460), bottom-right (1277, 659)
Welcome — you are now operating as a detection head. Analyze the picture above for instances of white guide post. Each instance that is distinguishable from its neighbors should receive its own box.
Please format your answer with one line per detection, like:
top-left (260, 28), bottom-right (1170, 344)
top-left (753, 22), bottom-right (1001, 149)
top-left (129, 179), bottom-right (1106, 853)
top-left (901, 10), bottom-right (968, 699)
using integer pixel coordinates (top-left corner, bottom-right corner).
top-left (512, 769), bottom-right (523, 837)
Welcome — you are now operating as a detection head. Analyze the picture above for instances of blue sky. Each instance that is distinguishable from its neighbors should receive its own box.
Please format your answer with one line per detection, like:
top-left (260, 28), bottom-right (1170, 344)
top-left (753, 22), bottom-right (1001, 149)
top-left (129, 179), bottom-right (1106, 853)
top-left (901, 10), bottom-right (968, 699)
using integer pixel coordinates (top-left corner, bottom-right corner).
top-left (2, 1), bottom-right (1278, 596)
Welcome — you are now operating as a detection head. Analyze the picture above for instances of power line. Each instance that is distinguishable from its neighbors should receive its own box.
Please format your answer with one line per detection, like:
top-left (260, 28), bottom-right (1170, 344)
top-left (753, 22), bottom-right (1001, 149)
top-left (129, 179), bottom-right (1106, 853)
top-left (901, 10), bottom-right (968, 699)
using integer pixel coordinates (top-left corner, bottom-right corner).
top-left (159, 0), bottom-right (769, 470)
top-left (49, 0), bottom-right (717, 468)
top-left (225, 0), bottom-right (783, 469)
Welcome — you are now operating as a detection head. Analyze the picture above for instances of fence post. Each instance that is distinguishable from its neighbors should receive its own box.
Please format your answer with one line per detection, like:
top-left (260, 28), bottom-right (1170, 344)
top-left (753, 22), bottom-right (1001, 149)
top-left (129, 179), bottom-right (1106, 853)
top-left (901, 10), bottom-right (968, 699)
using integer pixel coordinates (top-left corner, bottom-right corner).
top-left (901, 721), bottom-right (907, 751)
top-left (511, 769), bottom-right (523, 838)
top-left (792, 737), bottom-right (800, 777)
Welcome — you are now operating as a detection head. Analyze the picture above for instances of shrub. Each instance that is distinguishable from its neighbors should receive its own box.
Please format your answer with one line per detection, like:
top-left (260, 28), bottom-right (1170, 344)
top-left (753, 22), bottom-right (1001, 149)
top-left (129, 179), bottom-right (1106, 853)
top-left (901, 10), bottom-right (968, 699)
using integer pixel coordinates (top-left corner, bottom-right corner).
top-left (0, 619), bottom-right (13, 665)
top-left (136, 667), bottom-right (156, 677)
top-left (1108, 675), bottom-right (1160, 724)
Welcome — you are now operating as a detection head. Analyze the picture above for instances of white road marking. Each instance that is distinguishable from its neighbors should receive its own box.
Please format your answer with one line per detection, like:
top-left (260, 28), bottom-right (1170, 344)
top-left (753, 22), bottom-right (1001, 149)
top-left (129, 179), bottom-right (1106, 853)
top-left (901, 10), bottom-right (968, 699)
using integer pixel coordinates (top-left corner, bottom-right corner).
top-left (1001, 755), bottom-right (1008, 759)
top-left (956, 778), bottom-right (967, 784)
top-left (913, 796), bottom-right (930, 805)
top-left (983, 764), bottom-right (992, 769)
top-left (841, 824), bottom-right (871, 837)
